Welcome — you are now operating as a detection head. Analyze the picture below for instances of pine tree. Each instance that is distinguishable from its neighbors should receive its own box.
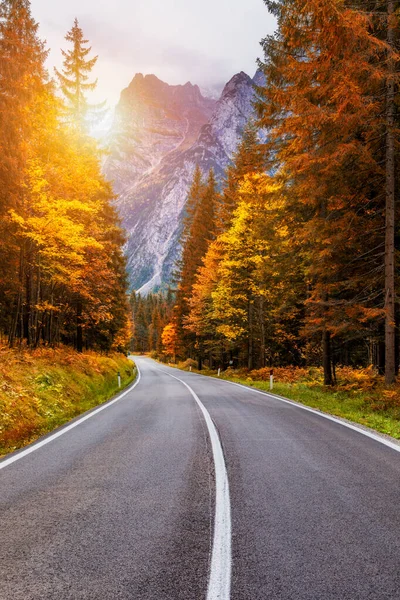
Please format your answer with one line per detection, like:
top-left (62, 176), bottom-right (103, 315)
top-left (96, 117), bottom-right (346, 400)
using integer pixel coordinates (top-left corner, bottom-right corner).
top-left (129, 292), bottom-right (174, 355)
top-left (219, 123), bottom-right (266, 231)
top-left (173, 168), bottom-right (218, 365)
top-left (185, 239), bottom-right (228, 366)
top-left (257, 0), bottom-right (398, 383)
top-left (0, 4), bottom-right (130, 352)
top-left (384, 0), bottom-right (397, 384)
top-left (212, 174), bottom-right (298, 369)
top-left (0, 0), bottom-right (49, 345)
top-left (55, 19), bottom-right (103, 130)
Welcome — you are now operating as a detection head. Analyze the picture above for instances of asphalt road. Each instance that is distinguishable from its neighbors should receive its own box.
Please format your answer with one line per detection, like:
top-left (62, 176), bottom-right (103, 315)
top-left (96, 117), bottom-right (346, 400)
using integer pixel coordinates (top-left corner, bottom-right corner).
top-left (1, 356), bottom-right (400, 599)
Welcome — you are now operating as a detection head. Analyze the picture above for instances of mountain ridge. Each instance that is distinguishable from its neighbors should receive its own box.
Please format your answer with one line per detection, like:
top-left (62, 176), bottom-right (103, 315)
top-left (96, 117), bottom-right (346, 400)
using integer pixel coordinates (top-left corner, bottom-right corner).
top-left (104, 70), bottom-right (259, 294)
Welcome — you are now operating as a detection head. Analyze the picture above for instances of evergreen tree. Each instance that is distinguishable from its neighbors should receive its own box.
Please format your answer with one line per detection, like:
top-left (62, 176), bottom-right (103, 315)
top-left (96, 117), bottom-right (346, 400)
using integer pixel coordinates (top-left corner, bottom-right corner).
top-left (0, 3), bottom-right (130, 352)
top-left (0, 0), bottom-right (49, 345)
top-left (257, 0), bottom-right (399, 384)
top-left (173, 168), bottom-right (218, 365)
top-left (186, 124), bottom-right (270, 368)
top-left (55, 19), bottom-right (103, 130)
top-left (185, 239), bottom-right (228, 367)
top-left (130, 291), bottom-right (174, 355)
top-left (219, 123), bottom-right (266, 231)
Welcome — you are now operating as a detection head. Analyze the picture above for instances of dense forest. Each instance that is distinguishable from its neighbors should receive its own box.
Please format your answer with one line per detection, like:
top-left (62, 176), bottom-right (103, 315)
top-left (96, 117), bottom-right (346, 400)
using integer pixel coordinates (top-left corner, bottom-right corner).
top-left (133, 0), bottom-right (400, 386)
top-left (0, 2), bottom-right (129, 352)
top-left (3, 0), bottom-right (399, 386)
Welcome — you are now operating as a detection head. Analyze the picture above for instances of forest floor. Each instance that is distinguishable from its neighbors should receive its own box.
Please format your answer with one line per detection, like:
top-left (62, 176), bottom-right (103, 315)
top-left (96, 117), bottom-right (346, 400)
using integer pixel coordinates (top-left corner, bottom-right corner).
top-left (169, 359), bottom-right (400, 441)
top-left (0, 345), bottom-right (135, 456)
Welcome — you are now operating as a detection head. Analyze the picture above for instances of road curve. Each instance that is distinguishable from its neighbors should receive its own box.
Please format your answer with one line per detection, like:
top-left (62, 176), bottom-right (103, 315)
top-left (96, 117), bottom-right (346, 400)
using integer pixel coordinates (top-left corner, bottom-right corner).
top-left (1, 356), bottom-right (400, 599)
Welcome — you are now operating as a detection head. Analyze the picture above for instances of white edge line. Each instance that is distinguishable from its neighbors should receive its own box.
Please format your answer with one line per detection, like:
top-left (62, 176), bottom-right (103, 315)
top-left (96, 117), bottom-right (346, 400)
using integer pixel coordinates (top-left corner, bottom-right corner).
top-left (158, 368), bottom-right (231, 600)
top-left (170, 366), bottom-right (400, 455)
top-left (0, 364), bottom-right (142, 471)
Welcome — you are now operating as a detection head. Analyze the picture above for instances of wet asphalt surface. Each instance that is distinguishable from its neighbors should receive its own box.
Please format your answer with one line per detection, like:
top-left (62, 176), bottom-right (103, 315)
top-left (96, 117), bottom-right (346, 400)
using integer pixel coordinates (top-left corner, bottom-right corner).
top-left (1, 356), bottom-right (400, 599)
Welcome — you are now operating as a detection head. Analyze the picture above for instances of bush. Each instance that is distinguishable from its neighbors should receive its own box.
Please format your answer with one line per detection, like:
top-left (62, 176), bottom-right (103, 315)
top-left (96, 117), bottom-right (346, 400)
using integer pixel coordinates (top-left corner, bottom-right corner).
top-left (0, 344), bottom-right (134, 455)
top-left (178, 358), bottom-right (197, 370)
top-left (248, 366), bottom-right (311, 384)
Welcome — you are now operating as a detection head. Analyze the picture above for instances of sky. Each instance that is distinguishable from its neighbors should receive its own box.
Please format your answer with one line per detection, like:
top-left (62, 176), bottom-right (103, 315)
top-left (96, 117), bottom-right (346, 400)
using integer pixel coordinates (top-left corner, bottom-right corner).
top-left (30, 0), bottom-right (276, 108)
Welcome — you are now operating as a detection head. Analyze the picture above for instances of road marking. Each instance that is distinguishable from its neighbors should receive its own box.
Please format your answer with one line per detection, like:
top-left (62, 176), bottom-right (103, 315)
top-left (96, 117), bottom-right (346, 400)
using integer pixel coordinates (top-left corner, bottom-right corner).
top-left (0, 365), bottom-right (142, 471)
top-left (180, 369), bottom-right (400, 455)
top-left (160, 369), bottom-right (232, 600)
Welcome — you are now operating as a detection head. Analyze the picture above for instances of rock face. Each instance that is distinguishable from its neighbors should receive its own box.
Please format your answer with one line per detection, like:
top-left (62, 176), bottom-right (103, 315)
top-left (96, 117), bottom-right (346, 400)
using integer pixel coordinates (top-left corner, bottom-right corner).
top-left (104, 71), bottom-right (257, 294)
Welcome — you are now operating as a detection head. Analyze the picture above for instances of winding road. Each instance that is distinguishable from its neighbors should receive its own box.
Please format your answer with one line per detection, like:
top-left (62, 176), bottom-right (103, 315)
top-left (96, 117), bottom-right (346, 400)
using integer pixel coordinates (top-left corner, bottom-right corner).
top-left (1, 356), bottom-right (400, 599)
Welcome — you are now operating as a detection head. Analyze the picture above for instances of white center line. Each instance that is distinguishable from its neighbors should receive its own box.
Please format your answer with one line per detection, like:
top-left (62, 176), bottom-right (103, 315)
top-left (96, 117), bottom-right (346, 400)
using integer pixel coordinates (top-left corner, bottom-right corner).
top-left (177, 365), bottom-right (400, 455)
top-left (159, 368), bottom-right (232, 600)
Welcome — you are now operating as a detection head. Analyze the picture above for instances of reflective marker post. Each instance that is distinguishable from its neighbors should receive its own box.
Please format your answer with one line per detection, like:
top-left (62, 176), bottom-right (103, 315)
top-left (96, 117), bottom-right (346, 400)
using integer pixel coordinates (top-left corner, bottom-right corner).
top-left (270, 368), bottom-right (274, 391)
top-left (118, 372), bottom-right (121, 388)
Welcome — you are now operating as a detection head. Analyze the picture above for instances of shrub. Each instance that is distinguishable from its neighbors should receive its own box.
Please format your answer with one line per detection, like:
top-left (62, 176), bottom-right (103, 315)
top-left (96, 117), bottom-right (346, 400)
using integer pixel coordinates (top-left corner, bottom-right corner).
top-left (178, 358), bottom-right (197, 370)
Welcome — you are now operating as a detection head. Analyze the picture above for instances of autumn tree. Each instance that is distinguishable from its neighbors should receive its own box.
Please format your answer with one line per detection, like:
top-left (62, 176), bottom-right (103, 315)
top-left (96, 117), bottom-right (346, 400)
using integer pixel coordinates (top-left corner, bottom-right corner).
top-left (0, 3), bottom-right (130, 353)
top-left (212, 174), bottom-right (305, 369)
top-left (257, 0), bottom-right (399, 384)
top-left (162, 321), bottom-right (179, 362)
top-left (130, 291), bottom-right (174, 355)
top-left (185, 240), bottom-right (229, 368)
top-left (186, 125), bottom-right (269, 367)
top-left (0, 0), bottom-right (49, 345)
top-left (173, 168), bottom-right (219, 365)
top-left (218, 122), bottom-right (267, 231)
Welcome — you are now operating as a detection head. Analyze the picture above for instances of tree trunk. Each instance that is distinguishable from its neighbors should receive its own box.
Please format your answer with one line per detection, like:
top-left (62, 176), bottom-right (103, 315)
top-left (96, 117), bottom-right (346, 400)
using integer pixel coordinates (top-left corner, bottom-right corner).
top-left (248, 299), bottom-right (254, 370)
top-left (385, 0), bottom-right (396, 385)
top-left (34, 260), bottom-right (41, 347)
top-left (322, 329), bottom-right (333, 386)
top-left (76, 300), bottom-right (83, 353)
top-left (258, 296), bottom-right (266, 368)
top-left (198, 339), bottom-right (203, 371)
top-left (8, 292), bottom-right (21, 348)
top-left (24, 271), bottom-right (31, 345)
top-left (9, 247), bottom-right (24, 347)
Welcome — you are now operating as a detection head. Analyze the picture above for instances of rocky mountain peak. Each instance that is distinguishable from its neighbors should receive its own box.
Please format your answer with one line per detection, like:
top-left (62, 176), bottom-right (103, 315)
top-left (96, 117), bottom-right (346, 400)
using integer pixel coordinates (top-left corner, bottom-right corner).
top-left (223, 71), bottom-right (253, 94)
top-left (105, 74), bottom-right (216, 196)
top-left (103, 70), bottom-right (259, 294)
top-left (204, 70), bottom-right (256, 159)
top-left (122, 73), bottom-right (212, 111)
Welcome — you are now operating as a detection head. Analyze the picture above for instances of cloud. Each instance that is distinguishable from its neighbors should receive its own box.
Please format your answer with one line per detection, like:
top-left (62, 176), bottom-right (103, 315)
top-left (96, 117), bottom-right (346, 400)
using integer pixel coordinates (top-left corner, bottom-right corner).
top-left (31, 0), bottom-right (275, 106)
top-left (81, 15), bottom-right (233, 88)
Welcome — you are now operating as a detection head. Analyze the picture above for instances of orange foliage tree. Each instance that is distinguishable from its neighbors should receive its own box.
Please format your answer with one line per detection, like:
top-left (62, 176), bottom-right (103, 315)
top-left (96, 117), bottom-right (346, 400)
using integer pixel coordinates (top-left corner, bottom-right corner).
top-left (257, 0), bottom-right (400, 383)
top-left (0, 2), bottom-right (129, 352)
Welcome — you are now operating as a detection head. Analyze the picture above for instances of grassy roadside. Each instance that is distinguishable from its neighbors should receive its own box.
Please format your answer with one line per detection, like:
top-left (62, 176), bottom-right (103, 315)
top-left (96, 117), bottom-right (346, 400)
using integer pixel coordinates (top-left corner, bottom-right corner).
top-left (164, 359), bottom-right (400, 440)
top-left (0, 345), bottom-right (136, 456)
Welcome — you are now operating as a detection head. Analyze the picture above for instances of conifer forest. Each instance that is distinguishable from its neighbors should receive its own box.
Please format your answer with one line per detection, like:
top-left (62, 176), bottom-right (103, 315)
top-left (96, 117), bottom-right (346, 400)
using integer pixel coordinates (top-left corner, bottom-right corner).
top-left (132, 0), bottom-right (400, 388)
top-left (1, 0), bottom-right (400, 389)
top-left (0, 5), bottom-right (129, 353)
top-left (3, 3), bottom-right (400, 599)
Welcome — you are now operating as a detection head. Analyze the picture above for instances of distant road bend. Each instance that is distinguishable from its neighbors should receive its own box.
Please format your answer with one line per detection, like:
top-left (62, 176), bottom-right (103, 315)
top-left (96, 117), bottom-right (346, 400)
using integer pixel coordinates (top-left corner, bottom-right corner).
top-left (1, 356), bottom-right (400, 599)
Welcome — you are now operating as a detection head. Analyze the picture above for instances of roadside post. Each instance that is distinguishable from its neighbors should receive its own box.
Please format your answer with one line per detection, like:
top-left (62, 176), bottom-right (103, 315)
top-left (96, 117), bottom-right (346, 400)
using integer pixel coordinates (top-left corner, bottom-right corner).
top-left (118, 372), bottom-right (121, 388)
top-left (270, 368), bottom-right (274, 391)
top-left (218, 368), bottom-right (221, 377)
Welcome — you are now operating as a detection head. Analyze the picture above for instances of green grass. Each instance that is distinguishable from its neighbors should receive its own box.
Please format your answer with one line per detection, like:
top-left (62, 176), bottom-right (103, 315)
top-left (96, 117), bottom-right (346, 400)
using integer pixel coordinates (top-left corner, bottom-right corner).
top-left (0, 346), bottom-right (136, 456)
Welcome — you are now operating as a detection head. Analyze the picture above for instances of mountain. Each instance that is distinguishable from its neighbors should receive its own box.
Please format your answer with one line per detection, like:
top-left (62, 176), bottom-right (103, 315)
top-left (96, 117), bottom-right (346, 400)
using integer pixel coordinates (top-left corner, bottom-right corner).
top-left (104, 71), bottom-right (258, 294)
